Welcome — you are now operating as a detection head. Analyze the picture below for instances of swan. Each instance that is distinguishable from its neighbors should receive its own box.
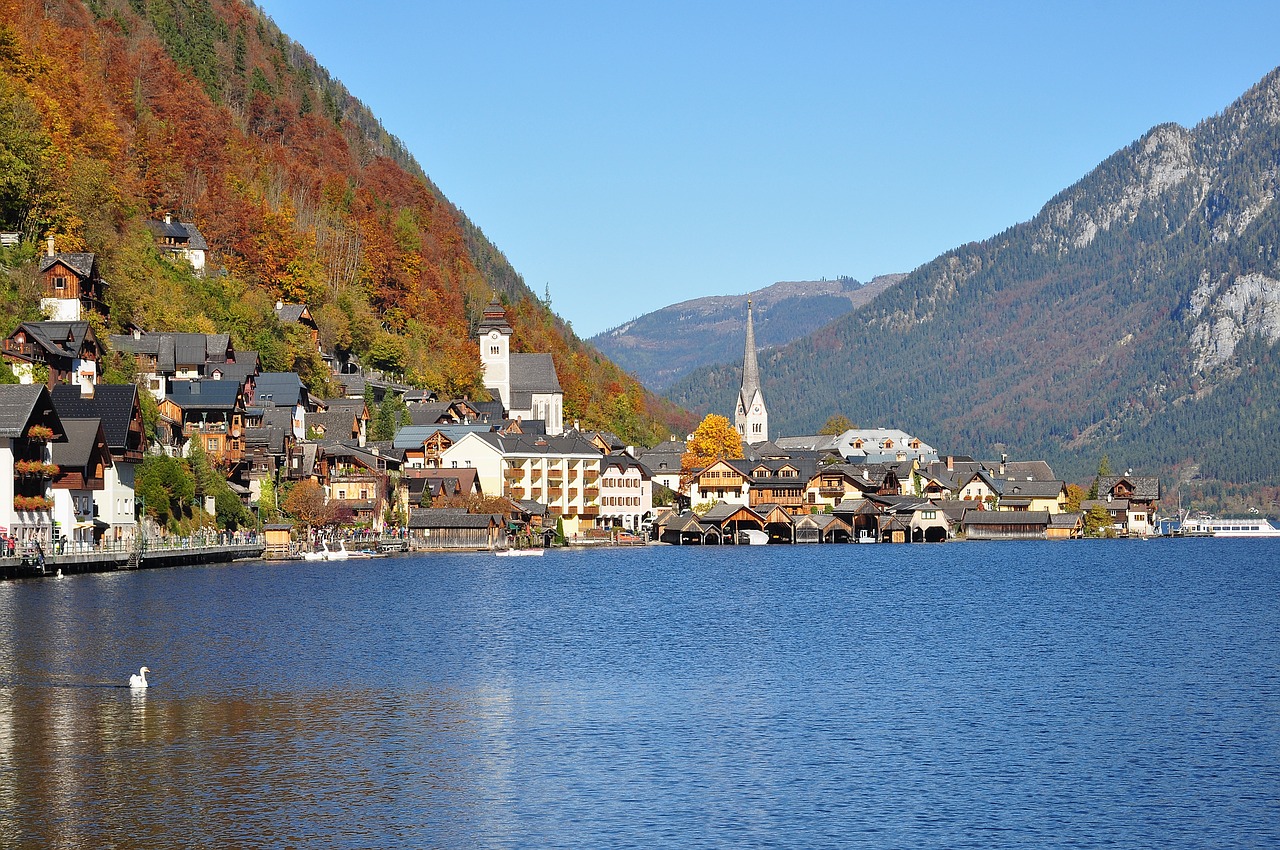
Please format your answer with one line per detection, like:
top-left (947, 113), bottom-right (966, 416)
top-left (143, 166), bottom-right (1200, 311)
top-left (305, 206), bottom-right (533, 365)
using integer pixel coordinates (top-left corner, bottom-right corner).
top-left (129, 666), bottom-right (150, 688)
top-left (327, 539), bottom-right (348, 561)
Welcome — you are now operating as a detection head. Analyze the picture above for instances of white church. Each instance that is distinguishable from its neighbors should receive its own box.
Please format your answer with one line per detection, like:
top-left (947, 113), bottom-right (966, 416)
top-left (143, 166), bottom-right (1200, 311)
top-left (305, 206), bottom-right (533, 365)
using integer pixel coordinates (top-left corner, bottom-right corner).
top-left (735, 300), bottom-right (769, 444)
top-left (477, 296), bottom-right (564, 435)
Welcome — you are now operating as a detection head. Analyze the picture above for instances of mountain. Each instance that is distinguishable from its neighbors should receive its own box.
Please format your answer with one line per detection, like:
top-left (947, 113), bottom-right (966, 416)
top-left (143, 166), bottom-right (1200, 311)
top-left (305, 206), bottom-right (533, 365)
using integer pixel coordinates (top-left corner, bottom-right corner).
top-left (0, 0), bottom-right (675, 445)
top-left (590, 275), bottom-right (905, 391)
top-left (667, 68), bottom-right (1280, 506)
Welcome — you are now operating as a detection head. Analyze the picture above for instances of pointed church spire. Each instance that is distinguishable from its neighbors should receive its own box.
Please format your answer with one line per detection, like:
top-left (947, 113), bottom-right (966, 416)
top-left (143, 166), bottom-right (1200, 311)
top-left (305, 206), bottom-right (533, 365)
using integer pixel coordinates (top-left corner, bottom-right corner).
top-left (741, 299), bottom-right (761, 404)
top-left (735, 299), bottom-right (768, 443)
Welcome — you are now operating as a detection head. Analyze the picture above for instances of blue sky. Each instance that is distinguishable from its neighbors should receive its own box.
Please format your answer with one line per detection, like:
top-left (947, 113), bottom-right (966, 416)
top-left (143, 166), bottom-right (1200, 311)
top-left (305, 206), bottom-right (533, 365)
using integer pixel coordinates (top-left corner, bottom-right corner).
top-left (257, 1), bottom-right (1280, 337)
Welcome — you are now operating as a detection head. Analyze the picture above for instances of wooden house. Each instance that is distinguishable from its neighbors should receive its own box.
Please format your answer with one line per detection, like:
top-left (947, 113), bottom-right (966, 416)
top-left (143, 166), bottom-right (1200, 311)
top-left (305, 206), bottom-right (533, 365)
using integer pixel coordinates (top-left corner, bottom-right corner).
top-left (38, 240), bottom-right (107, 321)
top-left (408, 508), bottom-right (504, 549)
top-left (50, 418), bottom-right (111, 547)
top-left (2, 321), bottom-right (101, 392)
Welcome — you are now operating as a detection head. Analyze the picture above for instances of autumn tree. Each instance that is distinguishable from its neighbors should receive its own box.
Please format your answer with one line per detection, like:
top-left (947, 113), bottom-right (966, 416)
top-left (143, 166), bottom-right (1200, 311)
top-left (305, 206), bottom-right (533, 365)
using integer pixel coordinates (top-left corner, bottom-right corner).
top-left (819, 414), bottom-right (854, 435)
top-left (282, 479), bottom-right (331, 530)
top-left (1065, 483), bottom-right (1087, 514)
top-left (681, 414), bottom-right (743, 471)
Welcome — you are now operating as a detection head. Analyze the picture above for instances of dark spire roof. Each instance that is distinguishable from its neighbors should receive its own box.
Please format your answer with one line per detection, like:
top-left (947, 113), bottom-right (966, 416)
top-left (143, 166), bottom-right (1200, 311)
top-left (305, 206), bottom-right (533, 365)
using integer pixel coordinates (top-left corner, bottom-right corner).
top-left (739, 299), bottom-right (764, 412)
top-left (477, 295), bottom-right (513, 336)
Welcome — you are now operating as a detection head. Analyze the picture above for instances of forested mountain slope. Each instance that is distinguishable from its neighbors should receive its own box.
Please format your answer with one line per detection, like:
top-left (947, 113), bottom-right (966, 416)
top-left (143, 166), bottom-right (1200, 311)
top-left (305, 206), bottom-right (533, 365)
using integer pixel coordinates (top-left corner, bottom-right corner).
top-left (590, 275), bottom-right (904, 391)
top-left (668, 67), bottom-right (1280, 503)
top-left (0, 0), bottom-right (675, 444)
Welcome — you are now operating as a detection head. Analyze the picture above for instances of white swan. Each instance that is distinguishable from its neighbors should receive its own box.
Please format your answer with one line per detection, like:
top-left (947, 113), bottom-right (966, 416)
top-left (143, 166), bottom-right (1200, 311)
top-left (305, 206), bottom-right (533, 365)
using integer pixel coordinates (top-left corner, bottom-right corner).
top-left (327, 539), bottom-right (348, 561)
top-left (129, 666), bottom-right (150, 688)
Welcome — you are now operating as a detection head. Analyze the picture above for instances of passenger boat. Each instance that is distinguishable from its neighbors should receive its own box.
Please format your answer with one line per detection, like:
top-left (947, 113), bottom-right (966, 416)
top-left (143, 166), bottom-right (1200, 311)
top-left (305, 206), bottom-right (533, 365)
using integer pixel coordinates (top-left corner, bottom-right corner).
top-left (1176, 515), bottom-right (1280, 538)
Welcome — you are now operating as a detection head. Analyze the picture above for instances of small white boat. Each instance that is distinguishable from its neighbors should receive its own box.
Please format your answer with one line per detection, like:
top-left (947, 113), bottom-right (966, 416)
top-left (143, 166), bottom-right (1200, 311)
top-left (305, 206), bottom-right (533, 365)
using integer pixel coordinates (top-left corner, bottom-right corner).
top-left (302, 542), bottom-right (327, 561)
top-left (326, 539), bottom-right (349, 561)
top-left (494, 547), bottom-right (545, 556)
top-left (738, 529), bottom-right (769, 545)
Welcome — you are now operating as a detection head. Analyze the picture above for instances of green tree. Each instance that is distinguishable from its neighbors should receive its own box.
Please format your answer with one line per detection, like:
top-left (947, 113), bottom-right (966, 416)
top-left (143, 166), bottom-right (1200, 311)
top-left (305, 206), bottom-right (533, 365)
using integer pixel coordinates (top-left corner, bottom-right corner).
top-left (136, 455), bottom-right (196, 531)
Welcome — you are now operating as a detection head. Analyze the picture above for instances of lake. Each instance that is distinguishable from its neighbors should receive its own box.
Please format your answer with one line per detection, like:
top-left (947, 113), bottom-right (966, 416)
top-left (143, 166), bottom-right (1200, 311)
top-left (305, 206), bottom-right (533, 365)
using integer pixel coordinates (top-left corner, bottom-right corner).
top-left (1, 540), bottom-right (1277, 848)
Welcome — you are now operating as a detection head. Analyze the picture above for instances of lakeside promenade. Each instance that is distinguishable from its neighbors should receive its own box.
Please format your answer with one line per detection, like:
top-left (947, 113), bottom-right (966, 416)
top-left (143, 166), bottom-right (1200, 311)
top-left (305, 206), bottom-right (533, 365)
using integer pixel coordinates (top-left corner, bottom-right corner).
top-left (0, 534), bottom-right (266, 580)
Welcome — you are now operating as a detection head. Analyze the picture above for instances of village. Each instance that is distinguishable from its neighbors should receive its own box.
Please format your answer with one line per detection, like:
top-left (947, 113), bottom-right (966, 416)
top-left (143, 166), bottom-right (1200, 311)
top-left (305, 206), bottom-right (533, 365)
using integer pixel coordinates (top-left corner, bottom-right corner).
top-left (0, 226), bottom-right (1162, 568)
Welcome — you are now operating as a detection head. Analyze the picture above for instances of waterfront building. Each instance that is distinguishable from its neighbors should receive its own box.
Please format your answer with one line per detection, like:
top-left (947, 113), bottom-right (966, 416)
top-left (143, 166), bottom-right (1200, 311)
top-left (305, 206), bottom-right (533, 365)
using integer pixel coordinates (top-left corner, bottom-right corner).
top-left (50, 384), bottom-right (147, 546)
top-left (598, 454), bottom-right (653, 531)
top-left (1096, 474), bottom-right (1161, 536)
top-left (49, 418), bottom-right (111, 550)
top-left (0, 385), bottom-right (63, 548)
top-left (734, 300), bottom-right (769, 445)
top-left (996, 479), bottom-right (1069, 513)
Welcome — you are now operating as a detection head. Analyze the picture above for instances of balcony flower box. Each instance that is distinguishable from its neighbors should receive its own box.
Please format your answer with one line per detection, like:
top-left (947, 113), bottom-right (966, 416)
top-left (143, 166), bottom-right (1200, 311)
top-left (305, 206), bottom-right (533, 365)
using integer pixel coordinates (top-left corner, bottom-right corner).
top-left (26, 425), bottom-right (55, 442)
top-left (14, 495), bottom-right (52, 511)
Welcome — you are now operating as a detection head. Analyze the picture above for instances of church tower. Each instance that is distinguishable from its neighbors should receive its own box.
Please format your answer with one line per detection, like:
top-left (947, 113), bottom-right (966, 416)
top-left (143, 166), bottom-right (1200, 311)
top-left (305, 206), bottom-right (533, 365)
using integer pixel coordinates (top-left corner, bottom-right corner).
top-left (477, 295), bottom-right (512, 411)
top-left (735, 300), bottom-right (768, 444)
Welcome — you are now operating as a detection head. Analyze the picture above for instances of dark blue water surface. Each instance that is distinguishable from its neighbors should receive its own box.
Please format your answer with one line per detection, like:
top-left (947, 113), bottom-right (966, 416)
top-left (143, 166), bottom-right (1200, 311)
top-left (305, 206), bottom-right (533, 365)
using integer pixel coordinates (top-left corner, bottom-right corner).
top-left (1, 540), bottom-right (1277, 848)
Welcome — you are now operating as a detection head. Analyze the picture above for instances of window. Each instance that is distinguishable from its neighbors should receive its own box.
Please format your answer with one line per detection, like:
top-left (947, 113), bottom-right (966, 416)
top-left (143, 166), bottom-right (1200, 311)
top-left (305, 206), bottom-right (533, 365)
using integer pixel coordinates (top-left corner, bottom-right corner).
top-left (207, 438), bottom-right (217, 452)
top-left (337, 489), bottom-right (346, 500)
top-left (53, 276), bottom-right (66, 290)
top-left (490, 345), bottom-right (500, 354)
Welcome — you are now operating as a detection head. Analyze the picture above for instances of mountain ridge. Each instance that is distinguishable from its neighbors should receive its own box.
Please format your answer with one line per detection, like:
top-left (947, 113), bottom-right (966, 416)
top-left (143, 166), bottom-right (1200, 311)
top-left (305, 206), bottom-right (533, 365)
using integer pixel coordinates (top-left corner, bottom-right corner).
top-left (666, 66), bottom-right (1280, 507)
top-left (590, 274), bottom-right (905, 391)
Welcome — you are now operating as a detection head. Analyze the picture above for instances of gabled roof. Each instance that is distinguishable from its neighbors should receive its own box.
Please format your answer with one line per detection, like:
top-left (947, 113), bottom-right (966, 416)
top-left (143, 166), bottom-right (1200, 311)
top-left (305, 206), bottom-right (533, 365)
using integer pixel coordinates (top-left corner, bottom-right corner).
top-left (1097, 475), bottom-right (1161, 501)
top-left (166, 379), bottom-right (241, 411)
top-left (509, 353), bottom-right (561, 395)
top-left (0, 385), bottom-right (60, 438)
top-left (38, 252), bottom-right (96, 278)
top-left (999, 480), bottom-right (1067, 499)
top-left (51, 384), bottom-right (139, 452)
top-left (274, 302), bottom-right (311, 324)
top-left (408, 508), bottom-right (501, 529)
top-left (11, 321), bottom-right (96, 360)
top-left (51, 418), bottom-right (109, 469)
top-left (408, 402), bottom-right (451, 426)
top-left (254, 372), bottom-right (307, 407)
top-left (393, 423), bottom-right (494, 450)
top-left (145, 218), bottom-right (208, 250)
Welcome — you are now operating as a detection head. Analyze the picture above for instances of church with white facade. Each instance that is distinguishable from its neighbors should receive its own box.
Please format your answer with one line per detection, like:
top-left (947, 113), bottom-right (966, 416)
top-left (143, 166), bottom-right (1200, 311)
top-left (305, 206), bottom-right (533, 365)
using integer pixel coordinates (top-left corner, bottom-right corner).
top-left (477, 296), bottom-right (564, 435)
top-left (734, 300), bottom-right (769, 444)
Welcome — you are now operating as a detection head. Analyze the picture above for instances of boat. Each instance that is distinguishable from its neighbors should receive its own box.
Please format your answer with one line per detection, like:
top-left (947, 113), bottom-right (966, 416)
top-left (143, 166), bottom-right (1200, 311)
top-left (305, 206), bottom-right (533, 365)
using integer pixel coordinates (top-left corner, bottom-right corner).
top-left (1174, 513), bottom-right (1280, 538)
top-left (302, 541), bottom-right (327, 561)
top-left (494, 547), bottom-right (545, 556)
top-left (326, 539), bottom-right (349, 561)
top-left (738, 529), bottom-right (769, 545)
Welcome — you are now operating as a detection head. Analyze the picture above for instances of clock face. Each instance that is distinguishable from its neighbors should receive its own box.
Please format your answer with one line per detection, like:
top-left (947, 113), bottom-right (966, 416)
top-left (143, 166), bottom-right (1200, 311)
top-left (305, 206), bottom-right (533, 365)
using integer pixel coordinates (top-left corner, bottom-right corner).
top-left (752, 405), bottom-right (760, 413)
top-left (489, 330), bottom-right (499, 339)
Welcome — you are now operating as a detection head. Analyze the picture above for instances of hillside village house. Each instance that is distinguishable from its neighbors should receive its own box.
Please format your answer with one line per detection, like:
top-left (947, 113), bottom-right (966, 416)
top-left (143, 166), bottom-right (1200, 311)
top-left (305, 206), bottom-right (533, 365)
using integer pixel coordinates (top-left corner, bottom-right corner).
top-left (3, 321), bottom-right (100, 393)
top-left (0, 385), bottom-right (64, 549)
top-left (145, 215), bottom-right (209, 273)
top-left (38, 238), bottom-right (108, 322)
top-left (158, 379), bottom-right (245, 466)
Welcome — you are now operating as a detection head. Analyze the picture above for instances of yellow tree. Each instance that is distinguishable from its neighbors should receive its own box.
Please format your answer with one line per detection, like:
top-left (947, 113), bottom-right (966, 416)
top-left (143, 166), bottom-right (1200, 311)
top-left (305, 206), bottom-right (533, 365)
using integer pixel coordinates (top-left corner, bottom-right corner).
top-left (681, 414), bottom-right (743, 471)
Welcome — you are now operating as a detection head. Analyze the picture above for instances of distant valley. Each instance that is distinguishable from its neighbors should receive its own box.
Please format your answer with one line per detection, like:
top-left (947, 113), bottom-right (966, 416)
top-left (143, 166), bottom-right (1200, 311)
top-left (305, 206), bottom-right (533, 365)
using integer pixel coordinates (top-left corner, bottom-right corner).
top-left (590, 275), bottom-right (904, 391)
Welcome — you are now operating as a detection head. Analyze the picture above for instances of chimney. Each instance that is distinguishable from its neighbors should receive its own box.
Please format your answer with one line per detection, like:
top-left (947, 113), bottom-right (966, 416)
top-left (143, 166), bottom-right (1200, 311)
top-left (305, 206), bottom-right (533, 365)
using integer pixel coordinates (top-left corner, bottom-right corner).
top-left (276, 299), bottom-right (283, 311)
top-left (46, 235), bottom-right (55, 257)
top-left (946, 455), bottom-right (954, 472)
top-left (132, 327), bottom-right (142, 340)
top-left (164, 213), bottom-right (172, 225)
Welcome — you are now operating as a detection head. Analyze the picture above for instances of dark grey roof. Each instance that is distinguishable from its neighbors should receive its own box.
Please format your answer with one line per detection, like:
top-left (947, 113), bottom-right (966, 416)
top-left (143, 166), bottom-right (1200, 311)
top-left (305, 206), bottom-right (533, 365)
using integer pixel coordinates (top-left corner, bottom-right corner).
top-left (1097, 475), bottom-right (1161, 501)
top-left (38, 252), bottom-right (96, 278)
top-left (999, 480), bottom-right (1066, 499)
top-left (509, 353), bottom-right (561, 394)
top-left (51, 384), bottom-right (138, 452)
top-left (166, 380), bottom-right (240, 410)
top-left (408, 402), bottom-right (450, 426)
top-left (476, 297), bottom-right (513, 335)
top-left (145, 219), bottom-right (208, 250)
top-left (254, 372), bottom-right (307, 407)
top-left (0, 385), bottom-right (57, 438)
top-left (408, 508), bottom-right (501, 529)
top-left (274, 303), bottom-right (309, 324)
top-left (12, 321), bottom-right (96, 360)
top-left (51, 418), bottom-right (105, 469)
top-left (962, 511), bottom-right (1051, 526)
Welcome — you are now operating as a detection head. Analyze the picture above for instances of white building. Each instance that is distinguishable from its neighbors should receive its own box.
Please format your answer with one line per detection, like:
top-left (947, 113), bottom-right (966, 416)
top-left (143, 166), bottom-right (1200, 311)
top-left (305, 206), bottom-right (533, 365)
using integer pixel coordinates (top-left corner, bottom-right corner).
top-left (0, 385), bottom-right (62, 549)
top-left (734, 300), bottom-right (768, 444)
top-left (598, 455), bottom-right (653, 531)
top-left (440, 431), bottom-right (603, 535)
top-left (477, 296), bottom-right (564, 435)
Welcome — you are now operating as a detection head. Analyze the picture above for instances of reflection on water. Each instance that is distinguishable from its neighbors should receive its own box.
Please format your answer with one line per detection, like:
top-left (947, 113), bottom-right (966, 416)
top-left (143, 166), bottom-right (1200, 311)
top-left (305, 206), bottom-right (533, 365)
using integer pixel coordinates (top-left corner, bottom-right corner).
top-left (0, 542), bottom-right (1278, 848)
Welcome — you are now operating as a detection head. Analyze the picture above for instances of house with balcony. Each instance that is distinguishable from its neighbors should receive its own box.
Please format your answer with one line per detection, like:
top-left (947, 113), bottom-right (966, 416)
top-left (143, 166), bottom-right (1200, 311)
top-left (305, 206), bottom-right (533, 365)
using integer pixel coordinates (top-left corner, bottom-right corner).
top-left (0, 385), bottom-right (64, 548)
top-left (441, 431), bottom-right (604, 535)
top-left (51, 384), bottom-right (147, 546)
top-left (746, 458), bottom-right (817, 515)
top-left (1095, 474), bottom-right (1161, 536)
top-left (3, 321), bottom-right (101, 394)
top-left (110, 330), bottom-right (241, 401)
top-left (996, 480), bottom-right (1069, 513)
top-left (145, 214), bottom-right (209, 272)
top-left (158, 379), bottom-right (245, 467)
top-left (49, 418), bottom-right (111, 549)
top-left (318, 442), bottom-right (401, 530)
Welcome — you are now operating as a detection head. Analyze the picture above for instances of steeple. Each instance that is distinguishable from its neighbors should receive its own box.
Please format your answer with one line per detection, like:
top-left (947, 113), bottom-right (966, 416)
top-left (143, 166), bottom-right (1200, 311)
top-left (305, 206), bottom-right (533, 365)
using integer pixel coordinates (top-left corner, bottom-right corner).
top-left (735, 300), bottom-right (768, 444)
